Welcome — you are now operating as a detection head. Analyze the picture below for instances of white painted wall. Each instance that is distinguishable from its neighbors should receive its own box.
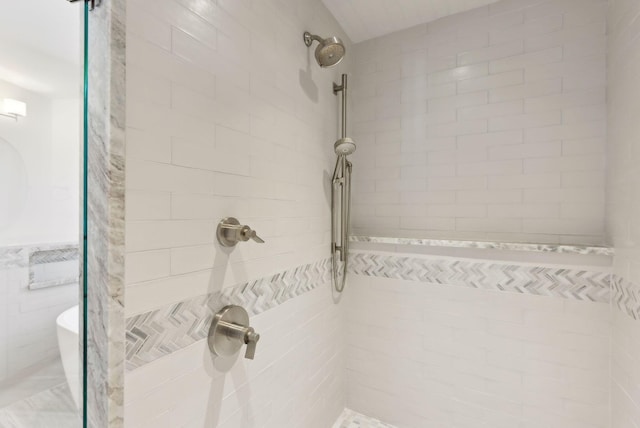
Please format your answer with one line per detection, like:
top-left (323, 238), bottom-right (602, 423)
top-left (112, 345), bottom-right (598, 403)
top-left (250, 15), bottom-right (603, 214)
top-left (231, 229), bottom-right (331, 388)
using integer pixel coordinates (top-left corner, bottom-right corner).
top-left (0, 0), bottom-right (81, 96)
top-left (0, 80), bottom-right (80, 246)
top-left (0, 0), bottom-right (81, 388)
top-left (344, 261), bottom-right (610, 428)
top-left (350, 0), bottom-right (607, 245)
top-left (123, 0), bottom-right (350, 425)
top-left (607, 0), bottom-right (640, 425)
top-left (0, 81), bottom-right (80, 383)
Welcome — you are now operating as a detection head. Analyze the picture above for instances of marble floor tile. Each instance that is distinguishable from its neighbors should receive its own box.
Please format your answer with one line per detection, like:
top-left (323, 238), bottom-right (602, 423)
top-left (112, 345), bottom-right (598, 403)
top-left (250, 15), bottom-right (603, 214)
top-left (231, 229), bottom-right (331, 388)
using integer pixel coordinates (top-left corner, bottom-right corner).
top-left (0, 383), bottom-right (77, 428)
top-left (0, 358), bottom-right (67, 408)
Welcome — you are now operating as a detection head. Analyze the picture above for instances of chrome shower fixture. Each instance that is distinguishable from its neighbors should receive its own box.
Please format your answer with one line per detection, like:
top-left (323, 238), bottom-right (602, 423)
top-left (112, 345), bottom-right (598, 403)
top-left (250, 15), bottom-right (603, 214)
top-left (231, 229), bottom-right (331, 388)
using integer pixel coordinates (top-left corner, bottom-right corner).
top-left (331, 74), bottom-right (356, 293)
top-left (334, 137), bottom-right (356, 155)
top-left (333, 74), bottom-right (356, 155)
top-left (303, 31), bottom-right (346, 67)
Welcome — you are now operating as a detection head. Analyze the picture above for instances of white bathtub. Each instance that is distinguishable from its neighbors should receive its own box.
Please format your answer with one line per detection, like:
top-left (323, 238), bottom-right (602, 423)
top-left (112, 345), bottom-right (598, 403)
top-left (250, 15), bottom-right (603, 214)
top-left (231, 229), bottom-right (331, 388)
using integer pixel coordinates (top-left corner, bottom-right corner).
top-left (56, 305), bottom-right (80, 407)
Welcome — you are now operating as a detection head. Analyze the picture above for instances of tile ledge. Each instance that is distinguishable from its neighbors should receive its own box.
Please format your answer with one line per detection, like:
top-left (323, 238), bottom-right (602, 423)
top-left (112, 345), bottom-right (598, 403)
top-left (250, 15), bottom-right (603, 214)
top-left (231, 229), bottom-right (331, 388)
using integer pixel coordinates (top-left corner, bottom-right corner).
top-left (350, 236), bottom-right (613, 256)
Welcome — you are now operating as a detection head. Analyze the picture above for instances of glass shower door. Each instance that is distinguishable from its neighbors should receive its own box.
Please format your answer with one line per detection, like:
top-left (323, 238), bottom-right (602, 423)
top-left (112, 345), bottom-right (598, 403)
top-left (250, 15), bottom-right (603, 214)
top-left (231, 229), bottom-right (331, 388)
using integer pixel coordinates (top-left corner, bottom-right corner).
top-left (0, 1), bottom-right (87, 426)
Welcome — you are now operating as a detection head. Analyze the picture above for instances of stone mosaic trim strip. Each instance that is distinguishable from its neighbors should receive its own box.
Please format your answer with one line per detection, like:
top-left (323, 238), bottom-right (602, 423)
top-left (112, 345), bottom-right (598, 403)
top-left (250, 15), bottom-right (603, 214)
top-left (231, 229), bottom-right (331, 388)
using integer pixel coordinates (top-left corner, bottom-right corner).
top-left (0, 243), bottom-right (77, 268)
top-left (333, 408), bottom-right (397, 428)
top-left (349, 252), bottom-right (611, 303)
top-left (351, 236), bottom-right (614, 256)
top-left (126, 250), bottom-right (614, 371)
top-left (0, 247), bottom-right (26, 269)
top-left (0, 243), bottom-right (79, 290)
top-left (612, 275), bottom-right (640, 321)
top-left (29, 247), bottom-right (79, 290)
top-left (29, 246), bottom-right (78, 264)
top-left (125, 258), bottom-right (331, 370)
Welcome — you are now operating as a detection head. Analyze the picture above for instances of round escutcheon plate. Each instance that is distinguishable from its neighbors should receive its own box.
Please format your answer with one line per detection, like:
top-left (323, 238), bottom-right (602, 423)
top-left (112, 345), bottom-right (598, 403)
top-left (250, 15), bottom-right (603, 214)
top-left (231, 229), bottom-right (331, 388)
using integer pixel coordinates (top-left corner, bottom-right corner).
top-left (208, 305), bottom-right (250, 357)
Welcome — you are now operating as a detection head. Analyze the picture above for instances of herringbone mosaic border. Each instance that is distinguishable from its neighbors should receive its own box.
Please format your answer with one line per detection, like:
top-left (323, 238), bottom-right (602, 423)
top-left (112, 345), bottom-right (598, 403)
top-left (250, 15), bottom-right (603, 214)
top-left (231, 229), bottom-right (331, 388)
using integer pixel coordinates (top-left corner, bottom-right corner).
top-left (125, 251), bottom-right (626, 371)
top-left (612, 275), bottom-right (640, 320)
top-left (348, 252), bottom-right (612, 302)
top-left (0, 243), bottom-right (77, 270)
top-left (125, 258), bottom-right (331, 370)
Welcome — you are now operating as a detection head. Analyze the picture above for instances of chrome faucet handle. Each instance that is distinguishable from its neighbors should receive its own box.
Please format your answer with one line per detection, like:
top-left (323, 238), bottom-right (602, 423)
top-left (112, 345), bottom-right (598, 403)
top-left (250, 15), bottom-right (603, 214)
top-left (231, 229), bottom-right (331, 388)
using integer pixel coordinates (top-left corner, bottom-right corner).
top-left (217, 217), bottom-right (265, 247)
top-left (244, 329), bottom-right (260, 360)
top-left (242, 227), bottom-right (264, 244)
top-left (209, 305), bottom-right (260, 360)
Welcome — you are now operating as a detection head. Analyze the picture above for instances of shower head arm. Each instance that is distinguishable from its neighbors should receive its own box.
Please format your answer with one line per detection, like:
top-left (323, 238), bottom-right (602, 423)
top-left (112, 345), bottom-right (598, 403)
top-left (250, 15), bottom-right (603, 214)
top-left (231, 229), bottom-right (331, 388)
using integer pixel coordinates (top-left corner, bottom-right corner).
top-left (303, 31), bottom-right (324, 47)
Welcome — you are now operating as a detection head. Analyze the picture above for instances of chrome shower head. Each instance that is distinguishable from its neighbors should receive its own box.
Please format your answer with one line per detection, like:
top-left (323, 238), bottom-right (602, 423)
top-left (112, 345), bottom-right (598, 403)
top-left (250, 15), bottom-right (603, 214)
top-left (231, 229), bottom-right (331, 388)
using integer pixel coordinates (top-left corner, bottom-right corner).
top-left (315, 36), bottom-right (345, 67)
top-left (304, 32), bottom-right (346, 68)
top-left (334, 137), bottom-right (356, 155)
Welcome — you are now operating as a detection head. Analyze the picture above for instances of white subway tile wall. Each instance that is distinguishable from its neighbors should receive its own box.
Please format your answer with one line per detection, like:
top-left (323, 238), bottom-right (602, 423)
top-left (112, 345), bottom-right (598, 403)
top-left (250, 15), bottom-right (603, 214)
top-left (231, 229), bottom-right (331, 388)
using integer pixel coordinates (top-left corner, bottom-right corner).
top-left (607, 0), bottom-right (640, 293)
top-left (124, 0), bottom-right (350, 424)
top-left (119, 0), bottom-right (640, 427)
top-left (124, 0), bottom-right (350, 311)
top-left (350, 0), bottom-right (607, 245)
top-left (124, 283), bottom-right (345, 428)
top-left (344, 274), bottom-right (610, 428)
top-left (611, 308), bottom-right (640, 428)
top-left (322, 0), bottom-right (504, 44)
top-left (0, 247), bottom-right (78, 384)
top-left (607, 0), bottom-right (640, 425)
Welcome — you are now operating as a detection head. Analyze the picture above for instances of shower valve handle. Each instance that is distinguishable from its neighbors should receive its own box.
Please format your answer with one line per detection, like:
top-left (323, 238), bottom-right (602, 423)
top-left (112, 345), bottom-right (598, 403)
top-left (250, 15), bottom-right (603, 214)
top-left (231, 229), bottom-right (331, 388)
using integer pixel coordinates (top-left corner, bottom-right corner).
top-left (217, 217), bottom-right (265, 247)
top-left (242, 227), bottom-right (265, 244)
top-left (244, 329), bottom-right (260, 360)
top-left (209, 305), bottom-right (261, 360)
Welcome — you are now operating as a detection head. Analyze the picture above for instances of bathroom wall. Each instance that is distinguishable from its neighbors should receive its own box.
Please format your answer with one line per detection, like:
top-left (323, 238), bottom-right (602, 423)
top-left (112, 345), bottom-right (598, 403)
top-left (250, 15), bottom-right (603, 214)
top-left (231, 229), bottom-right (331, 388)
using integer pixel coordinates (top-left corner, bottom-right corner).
top-left (606, 0), bottom-right (640, 425)
top-left (122, 0), bottom-right (350, 425)
top-left (0, 80), bottom-right (80, 246)
top-left (350, 0), bottom-right (607, 246)
top-left (344, 246), bottom-right (611, 428)
top-left (125, 283), bottom-right (343, 428)
top-left (0, 245), bottom-right (78, 384)
top-left (342, 0), bottom-right (615, 426)
top-left (0, 79), bottom-right (79, 385)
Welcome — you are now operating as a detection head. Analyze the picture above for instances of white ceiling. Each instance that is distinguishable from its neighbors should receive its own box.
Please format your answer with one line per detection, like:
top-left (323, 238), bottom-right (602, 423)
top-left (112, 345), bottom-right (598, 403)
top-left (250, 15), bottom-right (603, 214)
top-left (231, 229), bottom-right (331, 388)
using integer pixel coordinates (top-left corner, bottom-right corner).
top-left (322, 0), bottom-right (501, 43)
top-left (0, 0), bottom-right (81, 96)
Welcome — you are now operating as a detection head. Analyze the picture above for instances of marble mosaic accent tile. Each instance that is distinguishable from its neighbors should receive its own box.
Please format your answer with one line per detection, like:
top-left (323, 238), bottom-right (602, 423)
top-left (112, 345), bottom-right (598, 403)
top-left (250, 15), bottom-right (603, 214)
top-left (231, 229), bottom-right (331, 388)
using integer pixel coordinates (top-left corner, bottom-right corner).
top-left (0, 244), bottom-right (79, 290)
top-left (125, 258), bottom-right (331, 370)
top-left (125, 250), bottom-right (615, 371)
top-left (349, 252), bottom-right (611, 303)
top-left (351, 236), bottom-right (614, 256)
top-left (29, 246), bottom-right (79, 290)
top-left (612, 275), bottom-right (640, 321)
top-left (28, 245), bottom-right (78, 265)
top-left (0, 247), bottom-right (27, 269)
top-left (333, 408), bottom-right (397, 428)
top-left (1, 244), bottom-right (77, 269)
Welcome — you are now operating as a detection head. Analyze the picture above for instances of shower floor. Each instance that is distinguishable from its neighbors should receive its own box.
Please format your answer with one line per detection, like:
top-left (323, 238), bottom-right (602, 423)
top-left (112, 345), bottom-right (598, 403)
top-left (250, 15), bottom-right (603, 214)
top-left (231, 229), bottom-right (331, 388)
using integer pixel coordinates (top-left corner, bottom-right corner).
top-left (333, 408), bottom-right (397, 428)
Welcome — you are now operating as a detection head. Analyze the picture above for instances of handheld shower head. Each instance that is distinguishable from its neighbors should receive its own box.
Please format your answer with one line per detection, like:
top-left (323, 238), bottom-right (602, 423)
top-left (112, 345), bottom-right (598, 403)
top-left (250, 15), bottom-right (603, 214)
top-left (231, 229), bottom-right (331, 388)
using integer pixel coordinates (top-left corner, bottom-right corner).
top-left (334, 137), bottom-right (356, 155)
top-left (303, 32), bottom-right (346, 68)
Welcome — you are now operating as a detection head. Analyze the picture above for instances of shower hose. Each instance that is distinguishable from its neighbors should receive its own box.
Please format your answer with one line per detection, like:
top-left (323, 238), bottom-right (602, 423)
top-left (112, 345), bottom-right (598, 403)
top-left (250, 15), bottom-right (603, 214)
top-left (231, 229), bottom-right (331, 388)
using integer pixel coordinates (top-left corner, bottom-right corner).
top-left (331, 155), bottom-right (352, 292)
